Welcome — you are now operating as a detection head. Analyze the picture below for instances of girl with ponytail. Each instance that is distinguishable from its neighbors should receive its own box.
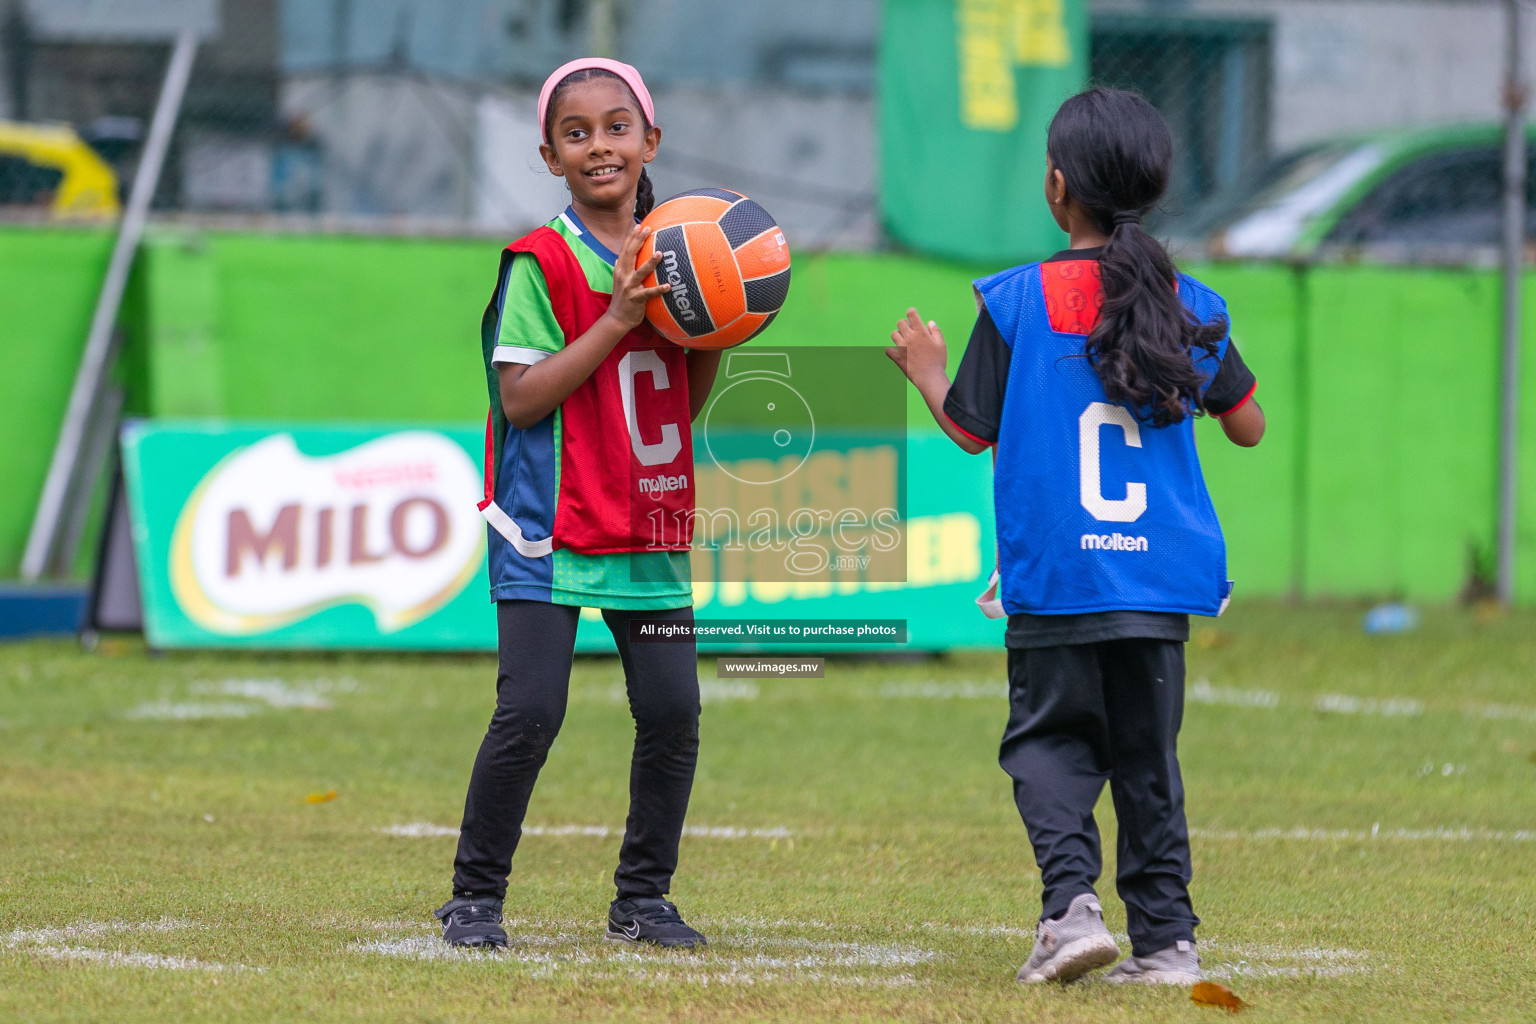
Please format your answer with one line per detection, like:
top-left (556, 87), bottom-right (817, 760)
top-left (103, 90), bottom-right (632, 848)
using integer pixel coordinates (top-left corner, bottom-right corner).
top-left (438, 59), bottom-right (720, 951)
top-left (887, 88), bottom-right (1264, 986)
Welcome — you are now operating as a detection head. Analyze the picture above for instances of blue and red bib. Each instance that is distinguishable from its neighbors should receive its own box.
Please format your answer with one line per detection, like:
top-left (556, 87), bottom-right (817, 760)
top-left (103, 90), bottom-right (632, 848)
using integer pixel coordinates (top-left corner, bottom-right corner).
top-left (479, 226), bottom-right (695, 560)
top-left (977, 259), bottom-right (1233, 617)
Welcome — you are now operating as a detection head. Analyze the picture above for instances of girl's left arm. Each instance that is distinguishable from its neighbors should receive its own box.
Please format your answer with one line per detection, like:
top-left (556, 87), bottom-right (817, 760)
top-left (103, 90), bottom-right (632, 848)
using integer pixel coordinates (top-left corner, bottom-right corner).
top-left (887, 308), bottom-right (990, 456)
top-left (687, 349), bottom-right (722, 421)
top-left (1217, 398), bottom-right (1265, 446)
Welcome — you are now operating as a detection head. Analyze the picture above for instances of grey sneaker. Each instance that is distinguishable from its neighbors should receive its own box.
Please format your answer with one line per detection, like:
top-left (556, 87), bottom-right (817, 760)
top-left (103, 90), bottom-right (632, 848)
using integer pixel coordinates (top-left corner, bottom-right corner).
top-left (1016, 893), bottom-right (1121, 983)
top-left (1103, 939), bottom-right (1202, 985)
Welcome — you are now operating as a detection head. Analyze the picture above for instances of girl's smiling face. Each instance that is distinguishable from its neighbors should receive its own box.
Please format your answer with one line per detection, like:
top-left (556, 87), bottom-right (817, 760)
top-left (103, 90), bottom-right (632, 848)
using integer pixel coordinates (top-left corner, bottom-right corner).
top-left (540, 77), bottom-right (659, 213)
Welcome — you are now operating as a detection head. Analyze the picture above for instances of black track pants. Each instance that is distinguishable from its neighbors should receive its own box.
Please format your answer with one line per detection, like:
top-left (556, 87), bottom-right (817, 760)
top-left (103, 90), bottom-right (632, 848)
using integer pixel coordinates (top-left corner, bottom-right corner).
top-left (452, 600), bottom-right (700, 901)
top-left (998, 638), bottom-right (1198, 956)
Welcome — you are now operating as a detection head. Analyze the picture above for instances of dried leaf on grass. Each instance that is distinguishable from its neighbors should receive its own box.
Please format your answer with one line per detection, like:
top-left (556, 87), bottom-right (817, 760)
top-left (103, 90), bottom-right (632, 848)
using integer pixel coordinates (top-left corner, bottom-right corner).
top-left (1191, 981), bottom-right (1246, 1012)
top-left (1194, 629), bottom-right (1230, 650)
top-left (305, 789), bottom-right (338, 804)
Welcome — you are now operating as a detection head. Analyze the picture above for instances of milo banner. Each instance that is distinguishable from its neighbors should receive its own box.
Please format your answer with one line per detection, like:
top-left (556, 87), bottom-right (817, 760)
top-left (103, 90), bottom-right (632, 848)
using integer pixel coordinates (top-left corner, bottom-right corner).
top-left (880, 0), bottom-right (1087, 261)
top-left (121, 422), bottom-right (491, 649)
top-left (120, 421), bottom-right (1003, 651)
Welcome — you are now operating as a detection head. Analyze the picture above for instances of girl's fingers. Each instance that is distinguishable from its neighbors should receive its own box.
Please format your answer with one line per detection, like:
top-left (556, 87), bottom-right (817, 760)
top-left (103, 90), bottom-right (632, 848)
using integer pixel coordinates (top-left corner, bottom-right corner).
top-left (620, 225), bottom-right (651, 263)
top-left (639, 283), bottom-right (671, 300)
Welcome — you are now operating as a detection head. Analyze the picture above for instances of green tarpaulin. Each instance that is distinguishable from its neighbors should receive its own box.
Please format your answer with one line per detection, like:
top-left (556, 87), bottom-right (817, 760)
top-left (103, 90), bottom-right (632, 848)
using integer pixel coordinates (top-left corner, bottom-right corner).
top-left (880, 0), bottom-right (1087, 262)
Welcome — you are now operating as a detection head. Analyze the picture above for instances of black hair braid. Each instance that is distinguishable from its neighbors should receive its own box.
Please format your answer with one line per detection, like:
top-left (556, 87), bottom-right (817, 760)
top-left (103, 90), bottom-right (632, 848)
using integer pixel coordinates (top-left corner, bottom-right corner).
top-left (635, 167), bottom-right (655, 219)
top-left (542, 67), bottom-right (658, 222)
top-left (1046, 88), bottom-right (1227, 427)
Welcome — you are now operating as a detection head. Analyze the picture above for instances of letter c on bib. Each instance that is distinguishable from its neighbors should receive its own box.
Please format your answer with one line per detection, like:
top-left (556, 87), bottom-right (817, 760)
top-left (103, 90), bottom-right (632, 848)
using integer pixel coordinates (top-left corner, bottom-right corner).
top-left (1079, 402), bottom-right (1147, 523)
top-left (618, 349), bottom-right (683, 468)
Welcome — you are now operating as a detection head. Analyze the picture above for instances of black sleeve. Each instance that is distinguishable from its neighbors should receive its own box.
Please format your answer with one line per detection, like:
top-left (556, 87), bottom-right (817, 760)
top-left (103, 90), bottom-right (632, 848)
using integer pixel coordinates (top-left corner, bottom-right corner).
top-left (1204, 339), bottom-right (1257, 416)
top-left (942, 306), bottom-right (1010, 444)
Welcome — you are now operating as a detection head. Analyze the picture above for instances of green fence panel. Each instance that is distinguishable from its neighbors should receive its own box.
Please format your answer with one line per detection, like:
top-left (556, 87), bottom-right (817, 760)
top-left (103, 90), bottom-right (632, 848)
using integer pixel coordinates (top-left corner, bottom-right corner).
top-left (0, 226), bottom-right (114, 577)
top-left (1519, 276), bottom-right (1536, 604)
top-left (1303, 266), bottom-right (1500, 601)
top-left (142, 230), bottom-right (494, 422)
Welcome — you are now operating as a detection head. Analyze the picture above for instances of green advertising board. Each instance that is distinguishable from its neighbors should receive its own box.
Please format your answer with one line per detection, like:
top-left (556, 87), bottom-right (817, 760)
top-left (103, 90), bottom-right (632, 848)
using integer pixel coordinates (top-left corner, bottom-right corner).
top-left (121, 421), bottom-right (496, 649)
top-left (880, 0), bottom-right (1087, 262)
top-left (121, 421), bottom-right (1005, 651)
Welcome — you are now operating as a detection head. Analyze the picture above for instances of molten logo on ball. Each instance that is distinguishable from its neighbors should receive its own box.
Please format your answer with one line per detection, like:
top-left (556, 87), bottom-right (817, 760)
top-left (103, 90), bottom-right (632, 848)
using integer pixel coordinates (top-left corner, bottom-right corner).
top-left (638, 188), bottom-right (792, 350)
top-left (659, 248), bottom-right (696, 323)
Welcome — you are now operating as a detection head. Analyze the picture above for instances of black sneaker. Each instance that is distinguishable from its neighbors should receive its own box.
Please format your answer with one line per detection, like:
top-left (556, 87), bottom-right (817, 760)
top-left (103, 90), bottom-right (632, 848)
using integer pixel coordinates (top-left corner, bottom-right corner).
top-left (434, 896), bottom-right (508, 949)
top-left (605, 897), bottom-right (707, 948)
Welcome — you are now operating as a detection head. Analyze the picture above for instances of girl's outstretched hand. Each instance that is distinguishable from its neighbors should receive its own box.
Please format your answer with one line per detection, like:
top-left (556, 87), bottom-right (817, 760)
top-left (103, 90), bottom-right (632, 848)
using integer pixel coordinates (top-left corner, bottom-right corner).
top-left (886, 308), bottom-right (949, 386)
top-left (607, 224), bottom-right (671, 330)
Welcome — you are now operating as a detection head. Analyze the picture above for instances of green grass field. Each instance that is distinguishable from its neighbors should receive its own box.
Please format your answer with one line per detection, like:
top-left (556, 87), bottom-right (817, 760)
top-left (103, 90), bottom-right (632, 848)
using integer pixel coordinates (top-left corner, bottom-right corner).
top-left (2, 601), bottom-right (1533, 1023)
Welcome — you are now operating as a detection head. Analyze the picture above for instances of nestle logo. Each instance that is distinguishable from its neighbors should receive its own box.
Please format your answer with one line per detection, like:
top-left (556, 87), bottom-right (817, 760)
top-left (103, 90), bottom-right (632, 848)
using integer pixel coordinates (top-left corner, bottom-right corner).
top-left (661, 249), bottom-right (696, 322)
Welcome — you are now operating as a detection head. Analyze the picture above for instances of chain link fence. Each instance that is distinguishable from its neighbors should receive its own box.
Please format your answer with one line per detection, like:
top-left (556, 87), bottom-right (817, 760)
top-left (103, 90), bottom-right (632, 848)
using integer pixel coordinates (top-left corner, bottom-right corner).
top-left (0, 0), bottom-right (1523, 258)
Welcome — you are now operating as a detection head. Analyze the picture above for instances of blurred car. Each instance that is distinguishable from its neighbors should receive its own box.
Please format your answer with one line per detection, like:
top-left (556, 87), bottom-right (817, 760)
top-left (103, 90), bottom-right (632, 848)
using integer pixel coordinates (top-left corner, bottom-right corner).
top-left (1158, 124), bottom-right (1535, 261)
top-left (0, 120), bottom-right (121, 218)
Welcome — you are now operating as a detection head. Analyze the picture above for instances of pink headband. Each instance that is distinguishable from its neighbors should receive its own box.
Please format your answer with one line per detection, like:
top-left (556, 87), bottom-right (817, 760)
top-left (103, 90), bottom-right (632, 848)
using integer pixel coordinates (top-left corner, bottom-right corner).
top-left (537, 58), bottom-right (655, 144)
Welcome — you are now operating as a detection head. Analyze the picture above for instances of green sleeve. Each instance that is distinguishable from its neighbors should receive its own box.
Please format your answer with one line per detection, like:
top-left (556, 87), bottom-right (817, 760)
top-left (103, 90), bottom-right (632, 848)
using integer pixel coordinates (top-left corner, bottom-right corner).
top-left (493, 252), bottom-right (564, 361)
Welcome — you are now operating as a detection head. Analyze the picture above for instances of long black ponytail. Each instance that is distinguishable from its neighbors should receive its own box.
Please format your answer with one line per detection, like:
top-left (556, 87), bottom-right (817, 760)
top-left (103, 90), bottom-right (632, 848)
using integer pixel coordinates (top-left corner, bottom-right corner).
top-left (542, 68), bottom-right (657, 220)
top-left (1046, 88), bottom-right (1227, 427)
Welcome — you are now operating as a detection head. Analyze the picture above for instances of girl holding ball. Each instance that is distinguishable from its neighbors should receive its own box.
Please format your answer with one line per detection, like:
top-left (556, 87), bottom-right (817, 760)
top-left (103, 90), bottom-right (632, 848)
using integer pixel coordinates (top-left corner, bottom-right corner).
top-left (436, 58), bottom-right (720, 950)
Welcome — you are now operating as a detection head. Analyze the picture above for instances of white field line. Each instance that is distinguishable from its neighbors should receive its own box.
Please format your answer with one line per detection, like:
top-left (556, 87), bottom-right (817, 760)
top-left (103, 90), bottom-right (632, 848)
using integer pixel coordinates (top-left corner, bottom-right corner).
top-left (349, 919), bottom-right (1374, 986)
top-left (874, 678), bottom-right (1442, 718)
top-left (377, 823), bottom-right (792, 840)
top-left (3, 918), bottom-right (258, 973)
top-left (718, 916), bottom-right (842, 931)
top-left (879, 681), bottom-right (1006, 700)
top-left (733, 918), bottom-right (1382, 981)
top-left (700, 680), bottom-right (760, 703)
top-left (24, 946), bottom-right (240, 972)
top-left (921, 922), bottom-right (1035, 939)
top-left (191, 677), bottom-right (353, 709)
top-left (385, 820), bottom-right (1531, 844)
top-left (510, 672), bottom-right (1536, 724)
top-left (378, 822), bottom-right (459, 838)
top-left (125, 677), bottom-right (356, 720)
top-left (1314, 694), bottom-right (1424, 717)
top-left (682, 825), bottom-right (793, 839)
top-left (124, 700), bottom-right (263, 720)
top-left (595, 681), bottom-right (761, 705)
top-left (709, 936), bottom-right (939, 968)
top-left (1192, 825), bottom-right (1535, 842)
top-left (1465, 701), bottom-right (1536, 723)
top-left (1189, 678), bottom-right (1280, 709)
top-left (4, 919), bottom-right (190, 945)
top-left (350, 921), bottom-right (932, 986)
top-left (355, 936), bottom-right (525, 962)
top-left (1201, 941), bottom-right (1378, 980)
top-left (610, 968), bottom-right (920, 988)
